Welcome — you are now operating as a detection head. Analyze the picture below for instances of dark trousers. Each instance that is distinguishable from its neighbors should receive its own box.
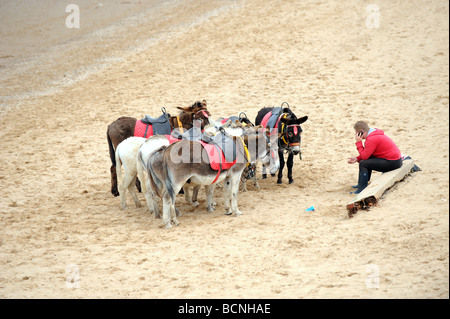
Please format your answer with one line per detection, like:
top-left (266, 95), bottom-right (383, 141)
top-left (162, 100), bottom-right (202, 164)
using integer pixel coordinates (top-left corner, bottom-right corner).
top-left (357, 157), bottom-right (403, 191)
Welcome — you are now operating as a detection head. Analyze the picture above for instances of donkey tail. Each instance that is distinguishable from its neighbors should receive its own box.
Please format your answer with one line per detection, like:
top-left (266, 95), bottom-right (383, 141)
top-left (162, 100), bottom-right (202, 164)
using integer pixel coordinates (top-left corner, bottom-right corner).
top-left (146, 146), bottom-right (167, 198)
top-left (107, 130), bottom-right (116, 167)
top-left (163, 155), bottom-right (176, 204)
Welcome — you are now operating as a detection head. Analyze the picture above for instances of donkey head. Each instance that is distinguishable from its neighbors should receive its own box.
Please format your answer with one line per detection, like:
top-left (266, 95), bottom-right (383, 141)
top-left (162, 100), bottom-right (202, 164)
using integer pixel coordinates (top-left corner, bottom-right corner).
top-left (244, 127), bottom-right (280, 175)
top-left (175, 100), bottom-right (211, 130)
top-left (279, 115), bottom-right (308, 155)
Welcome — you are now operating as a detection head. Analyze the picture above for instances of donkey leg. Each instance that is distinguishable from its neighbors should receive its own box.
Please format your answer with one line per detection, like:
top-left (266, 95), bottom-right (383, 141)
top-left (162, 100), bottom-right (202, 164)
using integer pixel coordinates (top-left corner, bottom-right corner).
top-left (128, 178), bottom-right (142, 208)
top-left (183, 184), bottom-right (192, 204)
top-left (192, 185), bottom-right (200, 207)
top-left (171, 204), bottom-right (180, 226)
top-left (277, 152), bottom-right (285, 184)
top-left (223, 177), bottom-right (232, 215)
top-left (287, 153), bottom-right (294, 184)
top-left (142, 176), bottom-right (160, 216)
top-left (150, 189), bottom-right (162, 218)
top-left (230, 175), bottom-right (243, 216)
top-left (262, 165), bottom-right (267, 179)
top-left (253, 164), bottom-right (260, 189)
top-left (162, 193), bottom-right (173, 229)
top-left (118, 181), bottom-right (128, 210)
top-left (253, 174), bottom-right (260, 188)
top-left (205, 185), bottom-right (215, 213)
top-left (240, 175), bottom-right (247, 192)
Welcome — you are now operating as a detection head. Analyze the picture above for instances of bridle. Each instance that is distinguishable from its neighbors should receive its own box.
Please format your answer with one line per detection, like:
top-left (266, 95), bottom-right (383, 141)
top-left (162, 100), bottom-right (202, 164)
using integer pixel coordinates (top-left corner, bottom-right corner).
top-left (278, 115), bottom-right (302, 155)
top-left (191, 109), bottom-right (210, 131)
top-left (193, 109), bottom-right (209, 121)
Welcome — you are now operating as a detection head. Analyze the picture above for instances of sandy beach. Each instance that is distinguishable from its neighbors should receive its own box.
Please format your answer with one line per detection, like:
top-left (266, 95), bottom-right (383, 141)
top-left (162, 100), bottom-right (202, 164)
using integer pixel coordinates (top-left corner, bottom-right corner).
top-left (0, 0), bottom-right (448, 298)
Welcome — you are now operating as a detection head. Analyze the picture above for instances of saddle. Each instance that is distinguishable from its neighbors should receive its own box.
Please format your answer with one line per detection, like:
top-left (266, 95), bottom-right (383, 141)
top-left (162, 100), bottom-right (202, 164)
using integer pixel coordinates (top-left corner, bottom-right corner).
top-left (262, 107), bottom-right (282, 130)
top-left (135, 112), bottom-right (172, 138)
top-left (171, 126), bottom-right (238, 171)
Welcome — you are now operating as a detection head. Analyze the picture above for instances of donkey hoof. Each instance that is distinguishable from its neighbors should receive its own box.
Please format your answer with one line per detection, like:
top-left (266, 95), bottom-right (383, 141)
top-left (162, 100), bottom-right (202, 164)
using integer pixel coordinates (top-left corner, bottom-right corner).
top-left (262, 174), bottom-right (267, 179)
top-left (271, 173), bottom-right (276, 177)
top-left (225, 211), bottom-right (232, 216)
top-left (207, 207), bottom-right (215, 213)
top-left (277, 179), bottom-right (282, 184)
top-left (192, 201), bottom-right (199, 207)
top-left (289, 179), bottom-right (294, 184)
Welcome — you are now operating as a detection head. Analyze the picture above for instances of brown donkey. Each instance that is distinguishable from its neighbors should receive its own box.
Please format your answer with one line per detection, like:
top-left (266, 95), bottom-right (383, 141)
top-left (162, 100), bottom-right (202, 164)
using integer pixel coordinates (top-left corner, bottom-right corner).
top-left (146, 129), bottom-right (278, 229)
top-left (106, 100), bottom-right (211, 196)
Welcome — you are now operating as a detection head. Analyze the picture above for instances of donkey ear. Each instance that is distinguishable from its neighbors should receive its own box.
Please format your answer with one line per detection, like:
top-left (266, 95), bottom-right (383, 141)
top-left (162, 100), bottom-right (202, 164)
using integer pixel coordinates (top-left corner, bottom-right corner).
top-left (298, 116), bottom-right (308, 124)
top-left (177, 106), bottom-right (193, 113)
top-left (201, 100), bottom-right (207, 107)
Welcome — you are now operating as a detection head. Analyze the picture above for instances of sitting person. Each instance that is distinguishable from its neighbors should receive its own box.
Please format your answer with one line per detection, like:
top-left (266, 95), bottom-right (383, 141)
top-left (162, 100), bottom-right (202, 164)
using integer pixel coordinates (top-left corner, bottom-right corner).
top-left (347, 121), bottom-right (402, 194)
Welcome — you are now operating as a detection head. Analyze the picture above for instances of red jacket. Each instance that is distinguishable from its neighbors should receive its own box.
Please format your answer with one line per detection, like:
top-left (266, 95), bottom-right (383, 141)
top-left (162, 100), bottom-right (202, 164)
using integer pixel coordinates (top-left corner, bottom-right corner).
top-left (356, 129), bottom-right (401, 162)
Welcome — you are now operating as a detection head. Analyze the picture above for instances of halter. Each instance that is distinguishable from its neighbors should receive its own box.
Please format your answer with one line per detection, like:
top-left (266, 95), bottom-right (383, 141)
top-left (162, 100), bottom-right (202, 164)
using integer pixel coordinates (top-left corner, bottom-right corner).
top-left (278, 115), bottom-right (301, 154)
top-left (193, 109), bottom-right (209, 120)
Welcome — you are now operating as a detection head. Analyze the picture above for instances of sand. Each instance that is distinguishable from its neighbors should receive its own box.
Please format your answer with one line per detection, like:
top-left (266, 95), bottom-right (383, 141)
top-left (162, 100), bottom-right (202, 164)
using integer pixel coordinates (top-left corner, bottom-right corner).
top-left (0, 0), bottom-right (448, 299)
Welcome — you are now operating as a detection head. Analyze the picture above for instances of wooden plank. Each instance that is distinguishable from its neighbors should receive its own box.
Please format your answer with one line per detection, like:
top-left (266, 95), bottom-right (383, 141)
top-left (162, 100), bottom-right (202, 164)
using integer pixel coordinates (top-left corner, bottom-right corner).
top-left (347, 159), bottom-right (415, 217)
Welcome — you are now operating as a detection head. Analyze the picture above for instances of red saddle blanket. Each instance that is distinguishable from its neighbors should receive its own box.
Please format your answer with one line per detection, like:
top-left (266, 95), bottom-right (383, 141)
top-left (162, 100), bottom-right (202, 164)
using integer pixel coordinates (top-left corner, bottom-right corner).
top-left (260, 111), bottom-right (280, 132)
top-left (134, 120), bottom-right (154, 138)
top-left (199, 141), bottom-right (237, 171)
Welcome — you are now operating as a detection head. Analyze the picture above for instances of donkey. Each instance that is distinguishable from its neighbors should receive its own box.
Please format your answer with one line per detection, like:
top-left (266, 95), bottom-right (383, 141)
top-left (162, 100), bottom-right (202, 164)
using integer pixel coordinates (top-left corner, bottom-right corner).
top-left (107, 100), bottom-right (211, 196)
top-left (182, 120), bottom-right (269, 206)
top-left (255, 103), bottom-right (308, 184)
top-left (115, 137), bottom-right (147, 210)
top-left (115, 135), bottom-right (173, 211)
top-left (146, 129), bottom-right (278, 228)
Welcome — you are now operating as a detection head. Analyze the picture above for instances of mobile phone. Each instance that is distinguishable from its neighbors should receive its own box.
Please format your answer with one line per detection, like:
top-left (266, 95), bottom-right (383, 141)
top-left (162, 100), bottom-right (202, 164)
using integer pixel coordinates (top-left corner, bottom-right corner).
top-left (358, 131), bottom-right (363, 138)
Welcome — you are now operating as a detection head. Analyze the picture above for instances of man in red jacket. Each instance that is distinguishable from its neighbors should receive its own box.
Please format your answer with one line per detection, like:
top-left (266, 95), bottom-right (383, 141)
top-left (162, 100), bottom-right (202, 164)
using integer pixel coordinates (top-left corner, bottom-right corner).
top-left (347, 121), bottom-right (402, 194)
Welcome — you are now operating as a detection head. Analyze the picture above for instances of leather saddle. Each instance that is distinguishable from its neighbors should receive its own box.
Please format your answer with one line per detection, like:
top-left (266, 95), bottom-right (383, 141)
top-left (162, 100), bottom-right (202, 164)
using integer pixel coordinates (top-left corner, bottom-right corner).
top-left (140, 112), bottom-right (171, 135)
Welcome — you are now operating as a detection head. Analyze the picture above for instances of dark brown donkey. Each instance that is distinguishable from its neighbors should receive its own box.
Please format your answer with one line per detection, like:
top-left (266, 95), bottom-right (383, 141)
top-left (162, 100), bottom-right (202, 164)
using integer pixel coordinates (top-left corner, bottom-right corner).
top-left (107, 100), bottom-right (211, 196)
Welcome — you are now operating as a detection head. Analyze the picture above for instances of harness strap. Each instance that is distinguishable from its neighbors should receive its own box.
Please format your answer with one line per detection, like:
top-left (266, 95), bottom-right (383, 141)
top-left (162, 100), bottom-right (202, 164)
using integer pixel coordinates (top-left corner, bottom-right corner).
top-left (237, 136), bottom-right (251, 164)
top-left (212, 167), bottom-right (221, 184)
top-left (176, 116), bottom-right (184, 133)
top-left (143, 123), bottom-right (150, 138)
top-left (211, 144), bottom-right (222, 184)
top-left (279, 114), bottom-right (289, 146)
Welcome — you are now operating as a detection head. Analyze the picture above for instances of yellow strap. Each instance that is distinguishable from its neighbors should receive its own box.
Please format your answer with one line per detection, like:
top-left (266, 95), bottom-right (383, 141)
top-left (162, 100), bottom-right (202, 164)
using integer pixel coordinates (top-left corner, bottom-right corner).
top-left (177, 116), bottom-right (184, 133)
top-left (238, 137), bottom-right (251, 162)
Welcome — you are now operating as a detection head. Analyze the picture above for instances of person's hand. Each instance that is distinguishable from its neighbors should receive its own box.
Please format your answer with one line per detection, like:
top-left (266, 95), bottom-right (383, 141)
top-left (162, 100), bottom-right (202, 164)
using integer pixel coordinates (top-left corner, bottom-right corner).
top-left (347, 157), bottom-right (357, 164)
top-left (355, 131), bottom-right (363, 142)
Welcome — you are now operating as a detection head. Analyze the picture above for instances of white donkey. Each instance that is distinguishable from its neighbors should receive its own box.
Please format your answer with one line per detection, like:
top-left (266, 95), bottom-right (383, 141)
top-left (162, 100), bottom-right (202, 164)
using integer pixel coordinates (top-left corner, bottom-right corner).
top-left (115, 137), bottom-right (147, 210)
top-left (115, 135), bottom-right (171, 211)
